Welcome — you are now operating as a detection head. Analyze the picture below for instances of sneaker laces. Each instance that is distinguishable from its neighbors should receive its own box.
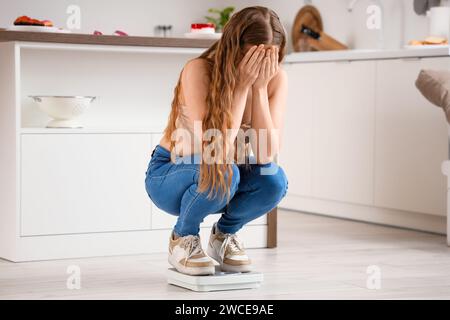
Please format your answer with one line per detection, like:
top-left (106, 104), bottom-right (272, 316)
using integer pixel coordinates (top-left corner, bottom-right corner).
top-left (219, 233), bottom-right (244, 261)
top-left (181, 235), bottom-right (203, 267)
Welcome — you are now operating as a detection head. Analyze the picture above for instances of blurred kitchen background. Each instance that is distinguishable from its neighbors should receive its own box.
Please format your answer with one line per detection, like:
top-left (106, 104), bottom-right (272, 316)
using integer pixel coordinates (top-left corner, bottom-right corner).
top-left (0, 0), bottom-right (440, 51)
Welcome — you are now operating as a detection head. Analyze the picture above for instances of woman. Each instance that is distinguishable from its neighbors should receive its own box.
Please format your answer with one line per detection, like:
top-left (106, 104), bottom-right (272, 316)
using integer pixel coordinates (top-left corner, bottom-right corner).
top-left (145, 6), bottom-right (288, 276)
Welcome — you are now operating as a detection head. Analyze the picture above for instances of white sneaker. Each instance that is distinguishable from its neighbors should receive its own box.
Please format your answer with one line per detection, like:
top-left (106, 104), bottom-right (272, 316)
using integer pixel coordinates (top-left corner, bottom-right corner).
top-left (207, 223), bottom-right (252, 273)
top-left (168, 231), bottom-right (215, 276)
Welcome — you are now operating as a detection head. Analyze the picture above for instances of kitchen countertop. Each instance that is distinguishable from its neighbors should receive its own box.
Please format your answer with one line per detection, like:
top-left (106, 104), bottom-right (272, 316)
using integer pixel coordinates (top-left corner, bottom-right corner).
top-left (0, 29), bottom-right (216, 48)
top-left (284, 46), bottom-right (450, 63)
top-left (3, 30), bottom-right (450, 62)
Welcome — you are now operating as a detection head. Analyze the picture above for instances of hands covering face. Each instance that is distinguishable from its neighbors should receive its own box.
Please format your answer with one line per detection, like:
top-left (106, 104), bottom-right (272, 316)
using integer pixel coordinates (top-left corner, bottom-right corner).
top-left (252, 45), bottom-right (279, 89)
top-left (236, 44), bottom-right (280, 90)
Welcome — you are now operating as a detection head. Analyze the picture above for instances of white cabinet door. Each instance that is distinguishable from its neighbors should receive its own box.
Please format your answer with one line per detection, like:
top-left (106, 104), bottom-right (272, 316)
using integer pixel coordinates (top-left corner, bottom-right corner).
top-left (21, 133), bottom-right (152, 236)
top-left (149, 134), bottom-right (267, 230)
top-left (311, 61), bottom-right (376, 205)
top-left (280, 63), bottom-right (315, 197)
top-left (374, 57), bottom-right (449, 216)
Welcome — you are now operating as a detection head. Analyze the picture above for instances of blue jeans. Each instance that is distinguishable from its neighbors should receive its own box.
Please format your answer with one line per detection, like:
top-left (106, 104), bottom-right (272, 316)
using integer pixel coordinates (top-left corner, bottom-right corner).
top-left (144, 145), bottom-right (288, 236)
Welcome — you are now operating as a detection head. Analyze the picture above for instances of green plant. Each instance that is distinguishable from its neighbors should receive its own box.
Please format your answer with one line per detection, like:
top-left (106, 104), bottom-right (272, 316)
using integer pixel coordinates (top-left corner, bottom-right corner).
top-left (205, 6), bottom-right (235, 32)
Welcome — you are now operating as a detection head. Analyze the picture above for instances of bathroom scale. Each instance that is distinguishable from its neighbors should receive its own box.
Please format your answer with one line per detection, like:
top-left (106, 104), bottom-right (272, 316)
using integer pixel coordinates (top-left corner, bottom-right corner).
top-left (167, 266), bottom-right (264, 292)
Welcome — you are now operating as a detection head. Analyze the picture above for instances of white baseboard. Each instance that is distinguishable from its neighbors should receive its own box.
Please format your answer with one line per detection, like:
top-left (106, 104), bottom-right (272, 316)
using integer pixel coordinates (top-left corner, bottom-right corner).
top-left (280, 195), bottom-right (446, 235)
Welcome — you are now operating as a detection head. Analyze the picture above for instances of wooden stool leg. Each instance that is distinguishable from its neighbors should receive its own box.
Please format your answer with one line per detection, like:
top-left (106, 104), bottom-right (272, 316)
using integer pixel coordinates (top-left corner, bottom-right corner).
top-left (267, 208), bottom-right (277, 248)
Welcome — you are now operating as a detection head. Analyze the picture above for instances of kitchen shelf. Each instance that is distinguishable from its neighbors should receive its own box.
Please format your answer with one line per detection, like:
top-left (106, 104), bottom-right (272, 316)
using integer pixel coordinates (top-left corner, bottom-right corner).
top-left (17, 43), bottom-right (191, 130)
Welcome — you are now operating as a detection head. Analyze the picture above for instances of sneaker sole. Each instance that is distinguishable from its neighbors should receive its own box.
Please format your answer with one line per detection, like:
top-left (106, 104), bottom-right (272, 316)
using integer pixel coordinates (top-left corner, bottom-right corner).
top-left (207, 242), bottom-right (252, 273)
top-left (168, 254), bottom-right (215, 276)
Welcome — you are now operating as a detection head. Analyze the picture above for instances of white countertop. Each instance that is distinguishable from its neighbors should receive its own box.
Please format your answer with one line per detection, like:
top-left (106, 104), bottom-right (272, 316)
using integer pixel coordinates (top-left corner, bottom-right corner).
top-left (284, 46), bottom-right (450, 63)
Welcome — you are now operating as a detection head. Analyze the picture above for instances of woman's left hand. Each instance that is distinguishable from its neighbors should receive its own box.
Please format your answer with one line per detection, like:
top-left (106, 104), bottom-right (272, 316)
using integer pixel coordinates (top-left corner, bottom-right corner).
top-left (253, 46), bottom-right (279, 90)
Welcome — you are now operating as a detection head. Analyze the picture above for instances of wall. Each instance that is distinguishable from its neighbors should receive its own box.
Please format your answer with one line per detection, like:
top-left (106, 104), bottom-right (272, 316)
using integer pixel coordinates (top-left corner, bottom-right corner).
top-left (0, 0), bottom-right (223, 37)
top-left (0, 0), bottom-right (433, 51)
top-left (229, 0), bottom-right (429, 50)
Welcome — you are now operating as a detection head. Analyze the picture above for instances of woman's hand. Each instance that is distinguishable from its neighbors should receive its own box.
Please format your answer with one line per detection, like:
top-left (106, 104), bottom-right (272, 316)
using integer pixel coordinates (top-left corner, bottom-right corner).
top-left (236, 44), bottom-right (266, 90)
top-left (253, 46), bottom-right (279, 90)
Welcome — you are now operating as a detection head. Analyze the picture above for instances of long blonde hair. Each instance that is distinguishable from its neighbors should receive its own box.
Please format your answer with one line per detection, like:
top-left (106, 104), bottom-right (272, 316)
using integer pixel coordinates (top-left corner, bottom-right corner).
top-left (163, 6), bottom-right (287, 200)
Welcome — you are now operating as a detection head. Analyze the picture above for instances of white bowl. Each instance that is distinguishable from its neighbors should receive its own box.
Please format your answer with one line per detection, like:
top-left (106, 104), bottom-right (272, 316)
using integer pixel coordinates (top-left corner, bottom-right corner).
top-left (29, 95), bottom-right (96, 128)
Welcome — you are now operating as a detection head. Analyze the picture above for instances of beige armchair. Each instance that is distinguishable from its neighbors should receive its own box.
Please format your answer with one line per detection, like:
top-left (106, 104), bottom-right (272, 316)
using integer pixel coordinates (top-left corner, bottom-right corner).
top-left (416, 69), bottom-right (450, 245)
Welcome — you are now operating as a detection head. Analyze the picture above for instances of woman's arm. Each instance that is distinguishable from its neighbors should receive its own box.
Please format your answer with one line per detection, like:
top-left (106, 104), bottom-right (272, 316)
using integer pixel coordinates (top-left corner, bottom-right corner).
top-left (179, 46), bottom-right (267, 160)
top-left (250, 47), bottom-right (288, 164)
top-left (228, 45), bottom-right (266, 142)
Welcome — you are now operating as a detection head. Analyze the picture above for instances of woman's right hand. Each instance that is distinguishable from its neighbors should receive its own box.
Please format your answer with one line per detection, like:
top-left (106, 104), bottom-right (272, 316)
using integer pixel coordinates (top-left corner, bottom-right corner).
top-left (236, 44), bottom-right (266, 90)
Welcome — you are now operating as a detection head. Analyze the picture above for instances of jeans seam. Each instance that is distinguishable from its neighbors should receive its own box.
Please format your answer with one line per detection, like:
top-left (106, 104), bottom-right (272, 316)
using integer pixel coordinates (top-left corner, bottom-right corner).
top-left (177, 188), bottom-right (202, 235)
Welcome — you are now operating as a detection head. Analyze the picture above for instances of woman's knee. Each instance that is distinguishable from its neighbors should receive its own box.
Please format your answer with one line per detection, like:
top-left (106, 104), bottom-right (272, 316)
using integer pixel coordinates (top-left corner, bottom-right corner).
top-left (259, 163), bottom-right (288, 203)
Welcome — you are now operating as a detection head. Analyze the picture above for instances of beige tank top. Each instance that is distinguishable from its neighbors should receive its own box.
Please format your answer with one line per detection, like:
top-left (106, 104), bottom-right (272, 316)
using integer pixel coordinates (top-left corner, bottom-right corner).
top-left (166, 104), bottom-right (251, 156)
top-left (160, 77), bottom-right (253, 156)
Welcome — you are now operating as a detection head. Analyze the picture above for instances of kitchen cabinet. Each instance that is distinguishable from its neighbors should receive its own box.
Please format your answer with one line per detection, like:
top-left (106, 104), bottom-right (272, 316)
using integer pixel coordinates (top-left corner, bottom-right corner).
top-left (374, 57), bottom-right (449, 216)
top-left (281, 56), bottom-right (448, 234)
top-left (281, 63), bottom-right (314, 197)
top-left (311, 61), bottom-right (375, 205)
top-left (21, 133), bottom-right (152, 236)
top-left (282, 61), bottom-right (375, 205)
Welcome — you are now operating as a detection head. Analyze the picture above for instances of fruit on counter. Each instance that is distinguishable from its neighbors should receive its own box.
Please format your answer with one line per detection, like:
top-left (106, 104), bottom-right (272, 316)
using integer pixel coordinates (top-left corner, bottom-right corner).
top-left (41, 20), bottom-right (53, 27)
top-left (409, 40), bottom-right (424, 46)
top-left (408, 36), bottom-right (448, 46)
top-left (113, 30), bottom-right (128, 36)
top-left (14, 16), bottom-right (53, 27)
top-left (191, 23), bottom-right (215, 33)
top-left (424, 36), bottom-right (448, 45)
top-left (92, 30), bottom-right (129, 36)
